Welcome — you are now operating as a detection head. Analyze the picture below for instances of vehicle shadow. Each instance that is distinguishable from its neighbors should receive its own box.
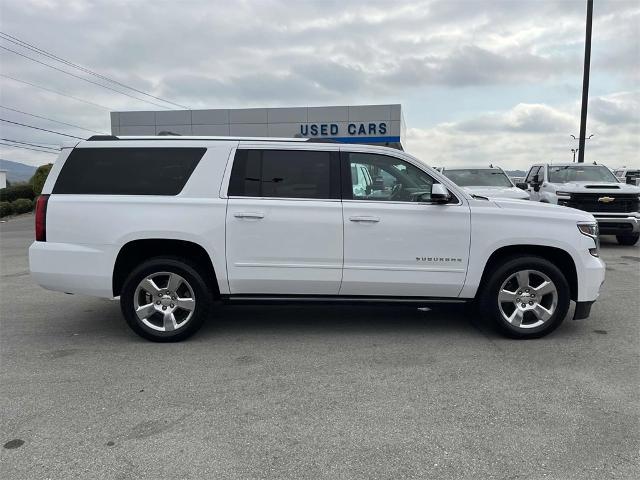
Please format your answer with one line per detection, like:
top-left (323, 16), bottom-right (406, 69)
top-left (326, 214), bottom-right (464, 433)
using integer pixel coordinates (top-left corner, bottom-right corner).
top-left (196, 303), bottom-right (486, 340)
top-left (76, 297), bottom-right (584, 343)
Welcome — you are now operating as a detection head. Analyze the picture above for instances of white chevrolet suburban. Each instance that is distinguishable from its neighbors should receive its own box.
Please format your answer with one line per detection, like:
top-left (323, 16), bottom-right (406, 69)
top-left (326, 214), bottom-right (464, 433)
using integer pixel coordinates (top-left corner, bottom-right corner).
top-left (29, 136), bottom-right (605, 342)
top-left (523, 163), bottom-right (640, 245)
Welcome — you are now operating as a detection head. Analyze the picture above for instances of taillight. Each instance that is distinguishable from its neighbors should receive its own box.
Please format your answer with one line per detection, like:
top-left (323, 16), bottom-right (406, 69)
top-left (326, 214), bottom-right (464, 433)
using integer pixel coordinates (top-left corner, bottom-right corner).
top-left (35, 194), bottom-right (50, 241)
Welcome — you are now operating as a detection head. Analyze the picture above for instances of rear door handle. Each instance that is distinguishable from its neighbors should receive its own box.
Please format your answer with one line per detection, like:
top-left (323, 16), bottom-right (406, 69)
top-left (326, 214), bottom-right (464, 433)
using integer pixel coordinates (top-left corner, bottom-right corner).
top-left (234, 212), bottom-right (264, 219)
top-left (349, 216), bottom-right (380, 223)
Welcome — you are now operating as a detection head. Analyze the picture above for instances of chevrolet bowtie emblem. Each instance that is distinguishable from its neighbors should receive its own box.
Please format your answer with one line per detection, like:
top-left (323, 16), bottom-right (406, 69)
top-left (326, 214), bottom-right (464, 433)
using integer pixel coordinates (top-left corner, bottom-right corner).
top-left (598, 196), bottom-right (615, 203)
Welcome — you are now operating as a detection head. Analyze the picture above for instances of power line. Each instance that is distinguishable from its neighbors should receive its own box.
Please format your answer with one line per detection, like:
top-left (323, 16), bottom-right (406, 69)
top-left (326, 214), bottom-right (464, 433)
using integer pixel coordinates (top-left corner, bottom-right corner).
top-left (0, 118), bottom-right (85, 139)
top-left (0, 45), bottom-right (171, 110)
top-left (0, 74), bottom-right (112, 110)
top-left (0, 105), bottom-right (107, 135)
top-left (0, 31), bottom-right (189, 109)
top-left (0, 142), bottom-right (59, 154)
top-left (1, 138), bottom-right (60, 151)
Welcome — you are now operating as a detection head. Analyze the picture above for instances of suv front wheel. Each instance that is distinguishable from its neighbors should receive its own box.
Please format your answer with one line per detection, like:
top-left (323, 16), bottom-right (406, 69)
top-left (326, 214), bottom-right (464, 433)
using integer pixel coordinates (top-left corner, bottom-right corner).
top-left (480, 256), bottom-right (570, 339)
top-left (120, 257), bottom-right (213, 342)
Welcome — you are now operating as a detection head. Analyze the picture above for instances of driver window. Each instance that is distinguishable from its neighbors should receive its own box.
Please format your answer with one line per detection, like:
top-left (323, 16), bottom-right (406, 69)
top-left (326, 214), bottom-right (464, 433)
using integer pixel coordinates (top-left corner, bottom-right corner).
top-left (346, 152), bottom-right (435, 202)
top-left (525, 166), bottom-right (540, 183)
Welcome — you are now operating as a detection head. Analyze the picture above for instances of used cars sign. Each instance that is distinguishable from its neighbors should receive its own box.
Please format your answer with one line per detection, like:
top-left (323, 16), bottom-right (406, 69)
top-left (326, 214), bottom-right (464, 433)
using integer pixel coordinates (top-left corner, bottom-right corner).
top-left (300, 122), bottom-right (388, 137)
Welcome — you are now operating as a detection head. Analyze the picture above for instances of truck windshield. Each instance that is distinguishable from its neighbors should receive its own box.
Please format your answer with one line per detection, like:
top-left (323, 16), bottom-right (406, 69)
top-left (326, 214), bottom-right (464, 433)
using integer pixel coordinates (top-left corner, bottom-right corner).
top-left (443, 169), bottom-right (513, 187)
top-left (548, 165), bottom-right (618, 183)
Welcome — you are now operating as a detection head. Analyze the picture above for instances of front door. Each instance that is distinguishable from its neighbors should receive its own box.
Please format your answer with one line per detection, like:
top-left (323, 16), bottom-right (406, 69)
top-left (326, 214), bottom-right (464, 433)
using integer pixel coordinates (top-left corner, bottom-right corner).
top-left (340, 151), bottom-right (471, 297)
top-left (526, 166), bottom-right (542, 201)
top-left (226, 148), bottom-right (343, 294)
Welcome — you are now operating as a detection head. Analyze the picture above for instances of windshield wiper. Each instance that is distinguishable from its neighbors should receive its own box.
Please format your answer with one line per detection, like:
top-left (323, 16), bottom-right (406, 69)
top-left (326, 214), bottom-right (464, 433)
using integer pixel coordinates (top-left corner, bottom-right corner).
top-left (470, 194), bottom-right (489, 200)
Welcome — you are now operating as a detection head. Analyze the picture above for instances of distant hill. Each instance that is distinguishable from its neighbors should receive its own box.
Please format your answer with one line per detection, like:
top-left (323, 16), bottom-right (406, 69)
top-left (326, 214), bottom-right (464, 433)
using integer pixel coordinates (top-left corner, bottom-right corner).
top-left (0, 159), bottom-right (37, 184)
top-left (505, 170), bottom-right (527, 177)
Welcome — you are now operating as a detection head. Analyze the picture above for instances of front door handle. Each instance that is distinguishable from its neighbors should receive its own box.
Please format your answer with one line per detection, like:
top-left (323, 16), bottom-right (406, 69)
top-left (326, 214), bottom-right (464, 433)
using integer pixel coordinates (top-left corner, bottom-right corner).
top-left (234, 212), bottom-right (265, 219)
top-left (349, 216), bottom-right (380, 223)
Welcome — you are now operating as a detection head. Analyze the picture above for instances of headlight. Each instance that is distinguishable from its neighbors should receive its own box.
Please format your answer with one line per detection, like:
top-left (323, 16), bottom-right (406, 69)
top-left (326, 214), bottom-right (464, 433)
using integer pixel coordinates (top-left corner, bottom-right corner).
top-left (578, 222), bottom-right (600, 256)
top-left (578, 223), bottom-right (598, 238)
top-left (556, 191), bottom-right (572, 197)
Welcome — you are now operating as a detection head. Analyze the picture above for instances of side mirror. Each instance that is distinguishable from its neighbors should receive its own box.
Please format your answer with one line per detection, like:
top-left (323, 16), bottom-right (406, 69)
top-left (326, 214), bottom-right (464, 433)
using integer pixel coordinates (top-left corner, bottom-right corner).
top-left (531, 174), bottom-right (542, 192)
top-left (429, 183), bottom-right (451, 204)
top-left (516, 182), bottom-right (528, 190)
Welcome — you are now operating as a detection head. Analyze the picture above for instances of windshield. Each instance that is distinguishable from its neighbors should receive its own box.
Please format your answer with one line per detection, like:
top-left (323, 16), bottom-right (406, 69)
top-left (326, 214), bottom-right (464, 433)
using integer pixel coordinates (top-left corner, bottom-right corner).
top-left (548, 165), bottom-right (618, 183)
top-left (443, 169), bottom-right (513, 187)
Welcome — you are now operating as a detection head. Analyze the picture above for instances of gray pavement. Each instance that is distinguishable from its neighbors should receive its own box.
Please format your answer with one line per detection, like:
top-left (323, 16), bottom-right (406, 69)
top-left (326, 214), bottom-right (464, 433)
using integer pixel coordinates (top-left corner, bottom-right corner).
top-left (1, 214), bottom-right (638, 479)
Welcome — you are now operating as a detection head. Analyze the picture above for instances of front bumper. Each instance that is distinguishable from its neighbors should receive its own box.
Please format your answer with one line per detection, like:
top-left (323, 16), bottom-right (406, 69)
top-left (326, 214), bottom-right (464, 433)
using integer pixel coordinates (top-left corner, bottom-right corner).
top-left (592, 213), bottom-right (640, 235)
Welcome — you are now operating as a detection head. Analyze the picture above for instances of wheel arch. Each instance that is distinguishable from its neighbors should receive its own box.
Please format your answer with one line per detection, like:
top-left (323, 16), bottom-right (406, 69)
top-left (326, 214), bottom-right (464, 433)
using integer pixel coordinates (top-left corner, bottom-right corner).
top-left (477, 245), bottom-right (578, 301)
top-left (112, 238), bottom-right (219, 298)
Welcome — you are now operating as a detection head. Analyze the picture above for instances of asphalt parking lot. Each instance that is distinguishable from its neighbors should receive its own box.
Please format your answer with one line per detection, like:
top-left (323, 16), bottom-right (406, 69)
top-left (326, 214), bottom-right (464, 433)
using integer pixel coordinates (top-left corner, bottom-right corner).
top-left (1, 214), bottom-right (638, 480)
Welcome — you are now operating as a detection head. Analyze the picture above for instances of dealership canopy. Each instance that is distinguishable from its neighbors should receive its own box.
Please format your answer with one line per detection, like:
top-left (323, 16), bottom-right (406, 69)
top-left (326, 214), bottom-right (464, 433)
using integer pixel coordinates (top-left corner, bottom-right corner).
top-left (111, 104), bottom-right (405, 149)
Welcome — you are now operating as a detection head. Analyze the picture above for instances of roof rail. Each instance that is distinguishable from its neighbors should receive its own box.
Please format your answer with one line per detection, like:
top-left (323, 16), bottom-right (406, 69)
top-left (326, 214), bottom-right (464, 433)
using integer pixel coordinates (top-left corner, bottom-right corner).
top-left (87, 135), bottom-right (119, 141)
top-left (85, 135), bottom-right (347, 144)
top-left (86, 135), bottom-right (312, 142)
top-left (305, 138), bottom-right (340, 144)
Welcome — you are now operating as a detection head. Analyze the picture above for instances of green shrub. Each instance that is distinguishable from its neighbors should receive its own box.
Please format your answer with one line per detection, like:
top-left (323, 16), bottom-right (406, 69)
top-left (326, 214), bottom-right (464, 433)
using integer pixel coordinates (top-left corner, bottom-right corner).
top-left (0, 201), bottom-right (12, 218)
top-left (0, 183), bottom-right (35, 202)
top-left (30, 163), bottom-right (53, 196)
top-left (11, 198), bottom-right (34, 214)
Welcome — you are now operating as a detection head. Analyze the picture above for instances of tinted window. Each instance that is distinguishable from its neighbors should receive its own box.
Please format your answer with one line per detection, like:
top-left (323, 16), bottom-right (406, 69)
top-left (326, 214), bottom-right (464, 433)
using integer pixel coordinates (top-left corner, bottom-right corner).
top-left (344, 152), bottom-right (439, 202)
top-left (53, 147), bottom-right (205, 195)
top-left (228, 149), bottom-right (336, 199)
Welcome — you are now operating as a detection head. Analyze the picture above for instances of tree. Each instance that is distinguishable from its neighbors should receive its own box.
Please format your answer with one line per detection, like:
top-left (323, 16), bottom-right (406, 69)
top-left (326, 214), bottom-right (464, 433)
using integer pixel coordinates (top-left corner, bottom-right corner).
top-left (30, 163), bottom-right (53, 196)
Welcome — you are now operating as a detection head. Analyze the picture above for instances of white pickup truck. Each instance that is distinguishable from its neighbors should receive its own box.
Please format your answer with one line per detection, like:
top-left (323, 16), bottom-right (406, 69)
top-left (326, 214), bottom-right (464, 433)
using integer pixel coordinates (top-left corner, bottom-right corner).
top-left (30, 136), bottom-right (605, 341)
top-left (523, 163), bottom-right (640, 245)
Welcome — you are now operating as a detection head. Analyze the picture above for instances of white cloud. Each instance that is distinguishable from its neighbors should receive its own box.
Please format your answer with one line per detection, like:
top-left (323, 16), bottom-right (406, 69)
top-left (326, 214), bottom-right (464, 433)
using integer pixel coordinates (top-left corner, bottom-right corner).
top-left (0, 0), bottom-right (638, 168)
top-left (405, 92), bottom-right (640, 170)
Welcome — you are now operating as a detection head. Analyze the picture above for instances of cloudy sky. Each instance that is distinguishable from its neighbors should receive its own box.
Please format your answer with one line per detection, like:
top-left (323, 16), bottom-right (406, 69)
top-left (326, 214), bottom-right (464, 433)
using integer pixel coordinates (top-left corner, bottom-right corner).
top-left (0, 0), bottom-right (638, 169)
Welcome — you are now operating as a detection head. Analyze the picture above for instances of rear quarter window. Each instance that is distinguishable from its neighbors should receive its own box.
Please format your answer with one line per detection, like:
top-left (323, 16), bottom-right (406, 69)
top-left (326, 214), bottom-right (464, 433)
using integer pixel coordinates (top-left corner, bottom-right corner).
top-left (52, 147), bottom-right (206, 195)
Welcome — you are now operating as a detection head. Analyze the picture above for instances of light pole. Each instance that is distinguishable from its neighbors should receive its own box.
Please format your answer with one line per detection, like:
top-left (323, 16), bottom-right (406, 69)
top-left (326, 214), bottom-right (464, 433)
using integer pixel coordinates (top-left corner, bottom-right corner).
top-left (571, 134), bottom-right (594, 162)
top-left (577, 0), bottom-right (594, 163)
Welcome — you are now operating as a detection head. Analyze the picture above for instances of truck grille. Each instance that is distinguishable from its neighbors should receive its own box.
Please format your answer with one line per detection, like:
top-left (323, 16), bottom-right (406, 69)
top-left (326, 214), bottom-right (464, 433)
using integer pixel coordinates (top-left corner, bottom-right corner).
top-left (561, 193), bottom-right (639, 213)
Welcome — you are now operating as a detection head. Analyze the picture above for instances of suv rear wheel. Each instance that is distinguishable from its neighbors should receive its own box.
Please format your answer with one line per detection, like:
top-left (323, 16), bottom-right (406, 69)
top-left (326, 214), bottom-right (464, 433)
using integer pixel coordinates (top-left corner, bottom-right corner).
top-left (120, 257), bottom-right (213, 342)
top-left (616, 233), bottom-right (639, 246)
top-left (480, 256), bottom-right (570, 339)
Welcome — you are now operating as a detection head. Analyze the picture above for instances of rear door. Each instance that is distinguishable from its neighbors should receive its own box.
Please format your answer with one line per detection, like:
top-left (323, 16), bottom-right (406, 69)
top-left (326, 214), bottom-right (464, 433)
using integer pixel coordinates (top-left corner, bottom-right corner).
top-left (340, 150), bottom-right (471, 297)
top-left (225, 147), bottom-right (343, 294)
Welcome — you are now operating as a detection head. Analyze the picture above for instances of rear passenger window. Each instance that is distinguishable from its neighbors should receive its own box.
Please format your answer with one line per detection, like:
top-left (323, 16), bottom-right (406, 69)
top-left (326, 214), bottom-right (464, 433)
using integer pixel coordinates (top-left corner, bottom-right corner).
top-left (53, 147), bottom-right (206, 195)
top-left (228, 149), bottom-right (338, 199)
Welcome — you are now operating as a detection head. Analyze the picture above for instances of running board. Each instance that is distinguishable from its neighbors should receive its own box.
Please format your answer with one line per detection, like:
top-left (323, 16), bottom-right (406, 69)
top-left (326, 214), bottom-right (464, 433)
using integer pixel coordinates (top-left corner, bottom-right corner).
top-left (221, 295), bottom-right (468, 305)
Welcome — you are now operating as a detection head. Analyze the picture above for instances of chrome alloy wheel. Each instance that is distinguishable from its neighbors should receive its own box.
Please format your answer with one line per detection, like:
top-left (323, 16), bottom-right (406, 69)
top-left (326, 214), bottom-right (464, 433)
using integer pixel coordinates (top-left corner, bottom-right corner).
top-left (133, 272), bottom-right (196, 332)
top-left (497, 269), bottom-right (558, 329)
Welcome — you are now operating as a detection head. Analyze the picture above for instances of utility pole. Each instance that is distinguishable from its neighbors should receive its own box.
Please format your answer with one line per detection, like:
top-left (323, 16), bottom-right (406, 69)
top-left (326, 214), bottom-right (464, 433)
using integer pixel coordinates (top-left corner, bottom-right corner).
top-left (577, 0), bottom-right (593, 163)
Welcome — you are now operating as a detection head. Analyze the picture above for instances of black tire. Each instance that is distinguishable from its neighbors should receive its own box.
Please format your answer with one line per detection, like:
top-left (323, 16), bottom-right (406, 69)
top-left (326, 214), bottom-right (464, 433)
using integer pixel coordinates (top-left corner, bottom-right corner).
top-left (120, 256), bottom-right (213, 342)
top-left (616, 233), bottom-right (639, 246)
top-left (479, 255), bottom-right (570, 339)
